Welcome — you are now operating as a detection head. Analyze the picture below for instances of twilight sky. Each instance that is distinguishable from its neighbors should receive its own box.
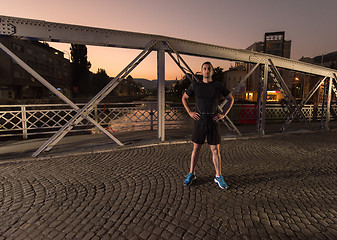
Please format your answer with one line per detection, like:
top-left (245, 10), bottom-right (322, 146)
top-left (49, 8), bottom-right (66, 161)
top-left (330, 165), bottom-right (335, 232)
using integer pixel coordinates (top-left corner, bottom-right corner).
top-left (1, 0), bottom-right (337, 80)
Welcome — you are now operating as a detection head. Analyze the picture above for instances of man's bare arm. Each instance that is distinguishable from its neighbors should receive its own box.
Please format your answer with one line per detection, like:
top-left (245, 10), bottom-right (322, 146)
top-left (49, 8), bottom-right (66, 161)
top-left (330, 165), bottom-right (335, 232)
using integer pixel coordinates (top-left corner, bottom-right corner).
top-left (182, 92), bottom-right (200, 120)
top-left (222, 93), bottom-right (234, 116)
top-left (213, 93), bottom-right (234, 121)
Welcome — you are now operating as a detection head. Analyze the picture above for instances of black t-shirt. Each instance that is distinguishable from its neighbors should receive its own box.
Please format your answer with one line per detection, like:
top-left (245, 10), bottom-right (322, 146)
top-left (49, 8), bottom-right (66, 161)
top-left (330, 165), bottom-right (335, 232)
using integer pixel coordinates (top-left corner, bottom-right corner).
top-left (186, 81), bottom-right (230, 114)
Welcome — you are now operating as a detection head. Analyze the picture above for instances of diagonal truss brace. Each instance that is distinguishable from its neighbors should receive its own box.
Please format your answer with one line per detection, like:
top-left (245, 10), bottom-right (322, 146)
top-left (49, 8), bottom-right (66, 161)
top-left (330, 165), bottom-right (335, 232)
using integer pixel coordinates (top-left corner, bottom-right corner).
top-left (332, 74), bottom-right (337, 97)
top-left (164, 42), bottom-right (199, 84)
top-left (31, 40), bottom-right (158, 157)
top-left (330, 75), bottom-right (337, 120)
top-left (0, 42), bottom-right (123, 147)
top-left (230, 62), bottom-right (261, 96)
top-left (165, 41), bottom-right (242, 135)
top-left (282, 76), bottom-right (327, 131)
top-left (268, 59), bottom-right (309, 132)
top-left (325, 77), bottom-right (333, 130)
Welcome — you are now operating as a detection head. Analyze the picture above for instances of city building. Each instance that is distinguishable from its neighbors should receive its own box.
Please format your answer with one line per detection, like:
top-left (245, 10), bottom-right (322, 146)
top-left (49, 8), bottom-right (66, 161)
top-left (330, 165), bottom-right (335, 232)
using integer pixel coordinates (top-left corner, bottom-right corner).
top-left (112, 76), bottom-right (143, 96)
top-left (0, 36), bottom-right (71, 102)
top-left (242, 31), bottom-right (292, 102)
top-left (223, 63), bottom-right (247, 101)
top-left (298, 51), bottom-right (337, 104)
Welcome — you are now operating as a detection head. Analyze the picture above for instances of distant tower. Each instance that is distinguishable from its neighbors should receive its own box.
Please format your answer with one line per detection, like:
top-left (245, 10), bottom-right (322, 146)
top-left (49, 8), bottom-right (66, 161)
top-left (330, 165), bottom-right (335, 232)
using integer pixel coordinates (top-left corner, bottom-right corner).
top-left (264, 31), bottom-right (290, 58)
top-left (244, 31), bottom-right (292, 102)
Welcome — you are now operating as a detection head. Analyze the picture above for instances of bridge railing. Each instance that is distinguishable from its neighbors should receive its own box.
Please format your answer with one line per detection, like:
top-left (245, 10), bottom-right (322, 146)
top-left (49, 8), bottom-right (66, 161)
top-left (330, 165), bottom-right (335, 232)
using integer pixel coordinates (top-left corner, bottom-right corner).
top-left (0, 102), bottom-right (335, 139)
top-left (229, 104), bottom-right (329, 124)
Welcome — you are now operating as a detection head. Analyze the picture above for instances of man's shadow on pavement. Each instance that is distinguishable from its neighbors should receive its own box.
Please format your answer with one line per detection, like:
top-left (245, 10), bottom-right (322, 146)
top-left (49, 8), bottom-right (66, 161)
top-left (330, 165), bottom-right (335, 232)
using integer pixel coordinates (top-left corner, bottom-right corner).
top-left (192, 175), bottom-right (214, 187)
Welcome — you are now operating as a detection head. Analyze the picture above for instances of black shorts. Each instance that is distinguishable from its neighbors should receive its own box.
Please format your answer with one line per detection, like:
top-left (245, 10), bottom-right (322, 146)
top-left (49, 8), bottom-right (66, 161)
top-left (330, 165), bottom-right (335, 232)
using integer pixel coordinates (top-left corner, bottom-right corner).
top-left (192, 115), bottom-right (221, 145)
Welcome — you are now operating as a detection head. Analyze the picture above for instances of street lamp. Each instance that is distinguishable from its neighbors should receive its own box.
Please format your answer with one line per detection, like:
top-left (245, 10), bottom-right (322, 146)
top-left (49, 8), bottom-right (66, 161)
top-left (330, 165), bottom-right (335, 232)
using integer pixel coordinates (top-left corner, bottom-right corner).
top-left (294, 77), bottom-right (302, 99)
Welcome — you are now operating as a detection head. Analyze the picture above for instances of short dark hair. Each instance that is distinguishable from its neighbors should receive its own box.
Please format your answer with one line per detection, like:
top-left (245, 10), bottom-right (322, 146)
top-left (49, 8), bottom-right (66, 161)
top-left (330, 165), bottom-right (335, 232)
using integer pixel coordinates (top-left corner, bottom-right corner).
top-left (201, 61), bottom-right (214, 71)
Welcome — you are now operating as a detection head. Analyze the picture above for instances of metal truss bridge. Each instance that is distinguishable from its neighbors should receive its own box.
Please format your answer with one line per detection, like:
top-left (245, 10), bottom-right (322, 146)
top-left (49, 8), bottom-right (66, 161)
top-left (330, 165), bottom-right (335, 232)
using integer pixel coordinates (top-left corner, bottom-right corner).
top-left (1, 15), bottom-right (337, 157)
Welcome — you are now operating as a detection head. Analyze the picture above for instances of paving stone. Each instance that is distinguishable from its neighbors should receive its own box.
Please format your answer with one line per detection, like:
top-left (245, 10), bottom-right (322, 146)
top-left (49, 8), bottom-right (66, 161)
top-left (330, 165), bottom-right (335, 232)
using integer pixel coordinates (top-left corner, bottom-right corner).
top-left (91, 236), bottom-right (101, 240)
top-left (65, 231), bottom-right (77, 239)
top-left (327, 227), bottom-right (337, 238)
top-left (82, 231), bottom-right (95, 240)
top-left (283, 228), bottom-right (296, 238)
top-left (139, 229), bottom-right (151, 239)
top-left (196, 229), bottom-right (207, 238)
top-left (173, 226), bottom-right (186, 238)
top-left (313, 232), bottom-right (330, 240)
top-left (269, 234), bottom-right (281, 240)
top-left (160, 229), bottom-right (172, 239)
top-left (182, 231), bottom-right (194, 240)
top-left (152, 226), bottom-right (163, 236)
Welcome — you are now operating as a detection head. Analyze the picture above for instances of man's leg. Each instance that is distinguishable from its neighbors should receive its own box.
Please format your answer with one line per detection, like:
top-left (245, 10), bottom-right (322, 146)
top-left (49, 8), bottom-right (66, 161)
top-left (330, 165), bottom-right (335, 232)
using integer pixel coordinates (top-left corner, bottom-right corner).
top-left (184, 143), bottom-right (202, 186)
top-left (210, 144), bottom-right (221, 176)
top-left (211, 144), bottom-right (229, 189)
top-left (190, 143), bottom-right (202, 174)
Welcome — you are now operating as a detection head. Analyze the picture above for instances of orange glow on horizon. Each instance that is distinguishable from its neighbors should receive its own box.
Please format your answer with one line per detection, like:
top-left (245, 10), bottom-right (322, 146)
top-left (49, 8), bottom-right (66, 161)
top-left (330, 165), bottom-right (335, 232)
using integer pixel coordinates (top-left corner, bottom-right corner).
top-left (49, 42), bottom-right (232, 81)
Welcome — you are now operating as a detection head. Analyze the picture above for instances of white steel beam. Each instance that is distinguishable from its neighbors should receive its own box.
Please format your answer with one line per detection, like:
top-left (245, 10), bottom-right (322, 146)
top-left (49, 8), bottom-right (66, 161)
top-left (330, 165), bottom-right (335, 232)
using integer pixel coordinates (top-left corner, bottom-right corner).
top-left (157, 43), bottom-right (165, 141)
top-left (320, 79), bottom-right (328, 129)
top-left (325, 77), bottom-right (333, 130)
top-left (1, 15), bottom-right (337, 78)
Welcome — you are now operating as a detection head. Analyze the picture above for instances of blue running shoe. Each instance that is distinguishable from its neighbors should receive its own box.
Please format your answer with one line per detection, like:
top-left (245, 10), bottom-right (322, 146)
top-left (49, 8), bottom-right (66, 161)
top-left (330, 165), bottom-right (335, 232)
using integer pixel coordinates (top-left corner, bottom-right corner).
top-left (214, 175), bottom-right (229, 189)
top-left (184, 172), bottom-right (196, 186)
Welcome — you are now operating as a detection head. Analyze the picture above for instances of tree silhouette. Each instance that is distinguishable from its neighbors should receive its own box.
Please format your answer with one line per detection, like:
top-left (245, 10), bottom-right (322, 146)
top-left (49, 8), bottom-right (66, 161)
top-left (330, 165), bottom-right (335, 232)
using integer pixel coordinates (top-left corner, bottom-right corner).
top-left (70, 44), bottom-right (91, 97)
top-left (90, 68), bottom-right (110, 95)
top-left (213, 66), bottom-right (224, 82)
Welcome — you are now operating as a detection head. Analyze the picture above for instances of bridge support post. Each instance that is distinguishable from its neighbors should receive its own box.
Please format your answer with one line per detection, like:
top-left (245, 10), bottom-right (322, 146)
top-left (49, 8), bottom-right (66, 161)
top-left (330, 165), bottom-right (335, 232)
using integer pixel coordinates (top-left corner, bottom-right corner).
top-left (157, 42), bottom-right (165, 141)
top-left (257, 62), bottom-right (268, 135)
top-left (324, 77), bottom-right (333, 130)
top-left (320, 78), bottom-right (328, 129)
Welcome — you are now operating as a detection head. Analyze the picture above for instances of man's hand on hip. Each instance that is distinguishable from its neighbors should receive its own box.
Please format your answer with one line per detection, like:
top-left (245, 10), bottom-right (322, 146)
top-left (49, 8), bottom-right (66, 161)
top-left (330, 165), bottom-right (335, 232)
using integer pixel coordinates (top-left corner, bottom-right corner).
top-left (213, 113), bottom-right (225, 122)
top-left (189, 112), bottom-right (200, 120)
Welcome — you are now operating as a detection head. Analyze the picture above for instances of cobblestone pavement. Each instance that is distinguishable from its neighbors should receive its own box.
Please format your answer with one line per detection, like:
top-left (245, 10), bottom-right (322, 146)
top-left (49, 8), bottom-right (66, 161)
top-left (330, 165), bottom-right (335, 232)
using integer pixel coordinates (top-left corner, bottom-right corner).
top-left (0, 131), bottom-right (336, 240)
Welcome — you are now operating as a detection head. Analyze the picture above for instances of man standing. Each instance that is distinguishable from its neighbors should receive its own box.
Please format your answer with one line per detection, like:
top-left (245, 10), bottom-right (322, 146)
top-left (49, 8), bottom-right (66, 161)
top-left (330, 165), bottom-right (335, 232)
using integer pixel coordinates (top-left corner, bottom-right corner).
top-left (182, 62), bottom-right (234, 189)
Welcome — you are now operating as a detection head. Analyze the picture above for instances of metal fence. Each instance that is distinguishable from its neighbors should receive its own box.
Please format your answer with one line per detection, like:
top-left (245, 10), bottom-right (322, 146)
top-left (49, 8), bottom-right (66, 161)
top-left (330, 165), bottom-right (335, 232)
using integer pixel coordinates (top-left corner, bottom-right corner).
top-left (0, 102), bottom-right (335, 139)
top-left (229, 104), bottom-right (329, 124)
